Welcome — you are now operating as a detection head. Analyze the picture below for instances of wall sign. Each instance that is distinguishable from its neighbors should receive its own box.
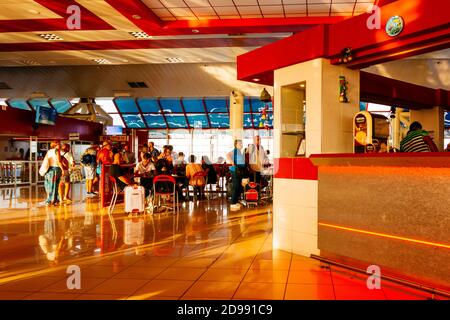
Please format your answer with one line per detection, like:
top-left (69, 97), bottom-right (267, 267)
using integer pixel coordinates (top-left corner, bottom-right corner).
top-left (386, 16), bottom-right (404, 37)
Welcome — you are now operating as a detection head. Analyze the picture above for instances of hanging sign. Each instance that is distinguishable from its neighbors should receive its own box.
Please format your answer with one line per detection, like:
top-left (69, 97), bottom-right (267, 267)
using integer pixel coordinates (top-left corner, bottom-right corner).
top-left (386, 16), bottom-right (404, 37)
top-left (69, 133), bottom-right (80, 141)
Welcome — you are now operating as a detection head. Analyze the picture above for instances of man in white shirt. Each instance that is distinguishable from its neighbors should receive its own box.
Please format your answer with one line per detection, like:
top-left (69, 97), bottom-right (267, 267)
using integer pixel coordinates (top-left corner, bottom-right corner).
top-left (134, 153), bottom-right (155, 198)
top-left (247, 135), bottom-right (268, 185)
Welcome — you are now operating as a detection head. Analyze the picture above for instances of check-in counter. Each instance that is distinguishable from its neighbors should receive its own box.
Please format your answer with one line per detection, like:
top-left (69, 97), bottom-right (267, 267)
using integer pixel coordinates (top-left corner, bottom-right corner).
top-left (310, 153), bottom-right (450, 292)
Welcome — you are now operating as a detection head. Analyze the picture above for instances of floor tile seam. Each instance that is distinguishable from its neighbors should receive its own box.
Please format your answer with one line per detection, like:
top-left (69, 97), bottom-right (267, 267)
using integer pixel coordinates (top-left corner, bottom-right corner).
top-left (282, 253), bottom-right (294, 300)
top-left (124, 267), bottom-right (178, 298)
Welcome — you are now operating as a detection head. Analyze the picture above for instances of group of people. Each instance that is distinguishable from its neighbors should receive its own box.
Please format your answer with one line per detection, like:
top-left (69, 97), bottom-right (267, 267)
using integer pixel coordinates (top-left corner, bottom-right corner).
top-left (40, 135), bottom-right (271, 211)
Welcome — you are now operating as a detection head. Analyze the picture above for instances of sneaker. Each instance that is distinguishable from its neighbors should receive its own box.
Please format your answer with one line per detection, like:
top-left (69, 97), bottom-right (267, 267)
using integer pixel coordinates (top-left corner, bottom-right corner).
top-left (230, 204), bottom-right (240, 211)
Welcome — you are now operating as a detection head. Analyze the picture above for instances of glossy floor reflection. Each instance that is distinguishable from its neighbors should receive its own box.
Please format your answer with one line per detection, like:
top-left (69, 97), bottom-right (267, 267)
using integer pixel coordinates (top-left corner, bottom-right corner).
top-left (0, 185), bottom-right (444, 300)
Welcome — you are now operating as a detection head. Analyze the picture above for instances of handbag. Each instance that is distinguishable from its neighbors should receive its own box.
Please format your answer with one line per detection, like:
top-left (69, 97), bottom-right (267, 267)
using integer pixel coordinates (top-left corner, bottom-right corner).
top-left (70, 166), bottom-right (83, 183)
top-left (39, 154), bottom-right (49, 177)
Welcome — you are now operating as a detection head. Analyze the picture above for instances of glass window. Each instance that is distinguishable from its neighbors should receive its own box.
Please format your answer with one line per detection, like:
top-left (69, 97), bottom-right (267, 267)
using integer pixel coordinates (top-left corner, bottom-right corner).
top-left (143, 114), bottom-right (167, 128)
top-left (50, 99), bottom-right (72, 113)
top-left (115, 97), bottom-right (139, 113)
top-left (159, 98), bottom-right (183, 113)
top-left (169, 131), bottom-right (191, 158)
top-left (243, 97), bottom-right (252, 113)
top-left (96, 98), bottom-right (118, 113)
top-left (182, 98), bottom-right (205, 113)
top-left (138, 98), bottom-right (161, 113)
top-left (205, 97), bottom-right (228, 113)
top-left (244, 113), bottom-right (253, 128)
top-left (122, 114), bottom-right (145, 128)
top-left (7, 99), bottom-right (31, 111)
top-left (445, 112), bottom-right (450, 128)
top-left (252, 112), bottom-right (273, 129)
top-left (29, 98), bottom-right (51, 110)
top-left (186, 114), bottom-right (209, 128)
top-left (110, 114), bottom-right (125, 127)
top-left (209, 113), bottom-right (229, 128)
top-left (165, 114), bottom-right (188, 128)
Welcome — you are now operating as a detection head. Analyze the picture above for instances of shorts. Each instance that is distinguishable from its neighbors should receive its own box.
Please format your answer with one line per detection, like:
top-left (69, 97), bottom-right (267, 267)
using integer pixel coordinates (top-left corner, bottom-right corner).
top-left (84, 166), bottom-right (96, 180)
top-left (61, 170), bottom-right (71, 183)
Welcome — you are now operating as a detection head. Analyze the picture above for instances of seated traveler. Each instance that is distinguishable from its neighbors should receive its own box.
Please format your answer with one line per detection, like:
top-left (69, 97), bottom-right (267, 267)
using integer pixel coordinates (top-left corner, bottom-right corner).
top-left (186, 155), bottom-right (206, 200)
top-left (400, 121), bottom-right (438, 152)
top-left (109, 148), bottom-right (133, 191)
top-left (134, 153), bottom-right (156, 197)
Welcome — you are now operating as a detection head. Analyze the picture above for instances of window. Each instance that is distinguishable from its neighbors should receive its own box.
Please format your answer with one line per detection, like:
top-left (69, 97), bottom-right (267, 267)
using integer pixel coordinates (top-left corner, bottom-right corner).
top-left (138, 98), bottom-right (161, 113)
top-left (186, 114), bottom-right (209, 128)
top-left (182, 98), bottom-right (205, 113)
top-left (28, 98), bottom-right (52, 111)
top-left (6, 99), bottom-right (31, 111)
top-left (159, 98), bottom-right (183, 113)
top-left (115, 97), bottom-right (139, 113)
top-left (165, 114), bottom-right (188, 129)
top-left (122, 114), bottom-right (145, 128)
top-left (143, 114), bottom-right (167, 128)
top-left (50, 99), bottom-right (72, 113)
top-left (205, 97), bottom-right (228, 113)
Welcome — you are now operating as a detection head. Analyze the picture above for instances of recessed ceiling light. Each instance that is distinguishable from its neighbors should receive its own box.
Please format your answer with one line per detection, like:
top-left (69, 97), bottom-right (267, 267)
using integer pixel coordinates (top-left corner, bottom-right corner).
top-left (129, 31), bottom-right (152, 39)
top-left (93, 59), bottom-right (112, 64)
top-left (28, 9), bottom-right (40, 15)
top-left (253, 78), bottom-right (260, 82)
top-left (192, 29), bottom-right (200, 33)
top-left (300, 84), bottom-right (305, 88)
top-left (166, 57), bottom-right (184, 63)
top-left (121, 59), bottom-right (129, 63)
top-left (39, 33), bottom-right (63, 41)
top-left (132, 15), bottom-right (141, 20)
top-left (21, 60), bottom-right (41, 66)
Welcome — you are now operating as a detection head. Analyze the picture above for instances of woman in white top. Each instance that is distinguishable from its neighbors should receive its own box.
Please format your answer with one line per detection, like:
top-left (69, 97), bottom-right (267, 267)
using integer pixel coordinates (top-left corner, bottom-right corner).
top-left (41, 140), bottom-right (63, 206)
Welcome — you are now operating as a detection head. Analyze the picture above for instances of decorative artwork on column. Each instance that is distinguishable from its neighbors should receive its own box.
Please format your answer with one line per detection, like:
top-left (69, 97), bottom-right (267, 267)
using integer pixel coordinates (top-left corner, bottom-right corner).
top-left (339, 76), bottom-right (349, 103)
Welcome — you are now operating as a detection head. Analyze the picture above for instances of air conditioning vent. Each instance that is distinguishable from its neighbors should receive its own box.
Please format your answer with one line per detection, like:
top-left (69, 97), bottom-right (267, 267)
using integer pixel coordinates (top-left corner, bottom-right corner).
top-left (0, 82), bottom-right (12, 90)
top-left (127, 82), bottom-right (148, 88)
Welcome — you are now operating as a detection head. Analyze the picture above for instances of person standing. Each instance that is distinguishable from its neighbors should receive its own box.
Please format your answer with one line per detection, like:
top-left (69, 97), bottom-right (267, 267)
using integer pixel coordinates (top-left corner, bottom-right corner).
top-left (226, 139), bottom-right (246, 211)
top-left (59, 143), bottom-right (75, 204)
top-left (40, 140), bottom-right (63, 207)
top-left (81, 143), bottom-right (97, 197)
top-left (122, 145), bottom-right (136, 165)
top-left (247, 135), bottom-right (267, 185)
top-left (148, 142), bottom-right (160, 162)
top-left (400, 121), bottom-right (439, 152)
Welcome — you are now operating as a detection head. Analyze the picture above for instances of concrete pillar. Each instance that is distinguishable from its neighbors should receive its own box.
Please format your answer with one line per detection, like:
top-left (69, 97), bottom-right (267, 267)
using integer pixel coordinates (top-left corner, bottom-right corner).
top-left (410, 107), bottom-right (445, 151)
top-left (229, 90), bottom-right (244, 142)
top-left (273, 58), bottom-right (360, 257)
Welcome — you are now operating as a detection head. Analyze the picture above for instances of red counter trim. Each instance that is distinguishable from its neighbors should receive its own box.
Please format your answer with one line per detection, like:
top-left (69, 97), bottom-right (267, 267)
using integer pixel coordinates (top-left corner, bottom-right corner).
top-left (274, 157), bottom-right (318, 181)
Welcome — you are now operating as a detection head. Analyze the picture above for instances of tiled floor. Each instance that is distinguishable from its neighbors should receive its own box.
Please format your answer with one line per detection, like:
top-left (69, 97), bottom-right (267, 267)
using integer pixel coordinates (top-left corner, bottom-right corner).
top-left (0, 185), bottom-right (447, 300)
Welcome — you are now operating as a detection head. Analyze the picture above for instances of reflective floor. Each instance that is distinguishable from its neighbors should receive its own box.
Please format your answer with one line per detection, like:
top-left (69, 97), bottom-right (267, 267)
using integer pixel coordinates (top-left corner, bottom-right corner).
top-left (0, 184), bottom-right (443, 300)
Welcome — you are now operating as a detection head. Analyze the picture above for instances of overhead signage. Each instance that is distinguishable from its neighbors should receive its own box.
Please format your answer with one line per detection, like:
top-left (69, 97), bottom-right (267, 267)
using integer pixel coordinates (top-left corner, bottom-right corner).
top-left (69, 132), bottom-right (80, 141)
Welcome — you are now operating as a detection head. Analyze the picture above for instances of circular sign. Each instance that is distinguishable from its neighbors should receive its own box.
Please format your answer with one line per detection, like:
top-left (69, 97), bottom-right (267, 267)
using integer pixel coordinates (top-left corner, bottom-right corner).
top-left (386, 15), bottom-right (404, 37)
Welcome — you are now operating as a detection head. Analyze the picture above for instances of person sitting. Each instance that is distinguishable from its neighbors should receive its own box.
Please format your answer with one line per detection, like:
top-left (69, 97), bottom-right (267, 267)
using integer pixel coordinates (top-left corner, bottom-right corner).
top-left (109, 148), bottom-right (133, 191)
top-left (400, 121), bottom-right (439, 152)
top-left (201, 155), bottom-right (217, 185)
top-left (185, 155), bottom-right (206, 200)
top-left (158, 145), bottom-right (173, 165)
top-left (134, 153), bottom-right (155, 198)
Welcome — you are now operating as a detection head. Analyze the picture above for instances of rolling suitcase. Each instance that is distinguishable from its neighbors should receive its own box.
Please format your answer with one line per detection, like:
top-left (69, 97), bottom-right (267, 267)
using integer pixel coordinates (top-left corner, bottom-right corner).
top-left (124, 185), bottom-right (145, 214)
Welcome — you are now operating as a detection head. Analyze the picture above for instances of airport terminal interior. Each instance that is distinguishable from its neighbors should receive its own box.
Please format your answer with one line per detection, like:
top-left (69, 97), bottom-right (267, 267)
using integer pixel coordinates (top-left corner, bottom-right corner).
top-left (0, 0), bottom-right (449, 300)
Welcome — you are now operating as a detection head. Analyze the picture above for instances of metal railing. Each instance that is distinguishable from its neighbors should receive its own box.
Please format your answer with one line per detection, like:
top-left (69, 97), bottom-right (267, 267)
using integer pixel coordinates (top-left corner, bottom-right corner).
top-left (0, 161), bottom-right (44, 186)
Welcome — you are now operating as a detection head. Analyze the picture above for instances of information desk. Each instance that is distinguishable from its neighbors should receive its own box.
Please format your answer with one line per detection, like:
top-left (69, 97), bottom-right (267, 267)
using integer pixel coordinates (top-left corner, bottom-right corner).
top-left (310, 153), bottom-right (450, 291)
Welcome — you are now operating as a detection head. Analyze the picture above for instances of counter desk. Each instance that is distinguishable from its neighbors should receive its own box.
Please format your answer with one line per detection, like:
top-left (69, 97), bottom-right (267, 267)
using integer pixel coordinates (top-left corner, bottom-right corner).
top-left (309, 153), bottom-right (450, 291)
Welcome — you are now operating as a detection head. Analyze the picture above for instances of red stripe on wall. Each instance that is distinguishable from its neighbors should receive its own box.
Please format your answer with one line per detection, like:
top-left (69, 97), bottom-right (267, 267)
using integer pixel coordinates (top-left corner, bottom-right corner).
top-left (274, 157), bottom-right (318, 180)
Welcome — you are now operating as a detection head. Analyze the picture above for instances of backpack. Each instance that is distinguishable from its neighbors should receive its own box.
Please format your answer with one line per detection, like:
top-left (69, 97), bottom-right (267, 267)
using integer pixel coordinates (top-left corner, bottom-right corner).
top-left (81, 153), bottom-right (95, 166)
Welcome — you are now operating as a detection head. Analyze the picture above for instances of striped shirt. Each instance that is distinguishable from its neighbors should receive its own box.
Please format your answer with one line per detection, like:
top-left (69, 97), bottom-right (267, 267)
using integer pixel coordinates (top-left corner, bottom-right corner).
top-left (400, 130), bottom-right (431, 152)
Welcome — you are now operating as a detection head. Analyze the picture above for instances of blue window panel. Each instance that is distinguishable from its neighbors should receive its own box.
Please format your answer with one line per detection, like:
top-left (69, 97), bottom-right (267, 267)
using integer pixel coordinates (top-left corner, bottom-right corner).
top-left (159, 98), bottom-right (183, 113)
top-left (204, 97), bottom-right (228, 113)
top-left (50, 99), bottom-right (71, 113)
top-left (209, 113), bottom-right (229, 128)
top-left (243, 97), bottom-right (251, 113)
top-left (7, 99), bottom-right (31, 111)
top-left (165, 114), bottom-right (188, 128)
top-left (187, 114), bottom-right (209, 128)
top-left (138, 98), bottom-right (161, 113)
top-left (122, 114), bottom-right (145, 128)
top-left (115, 97), bottom-right (139, 113)
top-left (143, 114), bottom-right (167, 128)
top-left (182, 98), bottom-right (205, 113)
top-left (244, 113), bottom-right (254, 128)
top-left (253, 112), bottom-right (273, 128)
top-left (251, 99), bottom-right (273, 113)
top-left (445, 112), bottom-right (450, 128)
top-left (29, 98), bottom-right (51, 111)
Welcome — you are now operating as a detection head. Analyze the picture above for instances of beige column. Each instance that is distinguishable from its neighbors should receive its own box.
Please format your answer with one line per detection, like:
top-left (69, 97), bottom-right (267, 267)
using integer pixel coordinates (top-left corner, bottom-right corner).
top-left (229, 90), bottom-right (244, 142)
top-left (410, 107), bottom-right (445, 151)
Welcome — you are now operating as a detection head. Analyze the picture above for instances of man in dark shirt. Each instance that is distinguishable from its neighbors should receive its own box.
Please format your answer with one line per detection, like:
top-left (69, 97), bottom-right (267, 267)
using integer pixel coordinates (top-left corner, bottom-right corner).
top-left (400, 121), bottom-right (438, 152)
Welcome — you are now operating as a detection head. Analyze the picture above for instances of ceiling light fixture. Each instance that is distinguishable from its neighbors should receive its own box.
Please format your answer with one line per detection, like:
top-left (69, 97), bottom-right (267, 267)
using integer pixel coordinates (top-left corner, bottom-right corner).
top-left (93, 59), bottom-right (112, 64)
top-left (192, 29), bottom-right (200, 33)
top-left (166, 57), bottom-right (184, 63)
top-left (253, 78), bottom-right (260, 82)
top-left (28, 9), bottom-right (40, 15)
top-left (129, 31), bottom-right (152, 39)
top-left (132, 15), bottom-right (141, 20)
top-left (39, 33), bottom-right (63, 41)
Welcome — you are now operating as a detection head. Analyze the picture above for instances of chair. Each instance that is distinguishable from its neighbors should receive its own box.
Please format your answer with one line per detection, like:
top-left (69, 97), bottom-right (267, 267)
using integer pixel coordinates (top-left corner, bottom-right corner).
top-left (153, 174), bottom-right (178, 213)
top-left (108, 176), bottom-right (123, 216)
top-left (190, 171), bottom-right (207, 201)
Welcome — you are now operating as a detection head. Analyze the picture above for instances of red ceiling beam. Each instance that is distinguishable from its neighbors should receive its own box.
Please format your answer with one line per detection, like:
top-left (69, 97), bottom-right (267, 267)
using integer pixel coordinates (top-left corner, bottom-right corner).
top-left (0, 37), bottom-right (281, 52)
